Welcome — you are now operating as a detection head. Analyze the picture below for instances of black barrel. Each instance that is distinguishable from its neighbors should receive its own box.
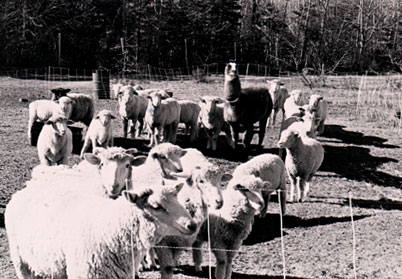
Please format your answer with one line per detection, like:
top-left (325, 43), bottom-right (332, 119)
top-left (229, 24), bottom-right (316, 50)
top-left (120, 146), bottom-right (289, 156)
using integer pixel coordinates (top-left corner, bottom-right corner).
top-left (93, 69), bottom-right (110, 99)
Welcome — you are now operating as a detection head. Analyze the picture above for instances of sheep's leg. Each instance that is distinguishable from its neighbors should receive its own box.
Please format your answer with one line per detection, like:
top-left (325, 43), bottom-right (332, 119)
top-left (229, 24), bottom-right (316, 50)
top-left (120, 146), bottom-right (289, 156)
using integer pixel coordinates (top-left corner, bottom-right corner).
top-left (318, 120), bottom-right (325, 135)
top-left (130, 116), bottom-right (138, 139)
top-left (137, 118), bottom-right (144, 137)
top-left (260, 191), bottom-right (270, 218)
top-left (229, 123), bottom-right (240, 148)
top-left (122, 118), bottom-right (129, 138)
top-left (224, 252), bottom-right (235, 279)
top-left (147, 127), bottom-right (156, 148)
top-left (214, 250), bottom-right (228, 279)
top-left (211, 131), bottom-right (219, 151)
top-left (155, 247), bottom-right (175, 279)
top-left (170, 121), bottom-right (179, 144)
top-left (108, 135), bottom-right (114, 147)
top-left (192, 239), bottom-right (203, 273)
top-left (301, 180), bottom-right (310, 202)
top-left (80, 137), bottom-right (91, 158)
top-left (189, 123), bottom-right (198, 142)
top-left (295, 177), bottom-right (302, 202)
top-left (288, 174), bottom-right (297, 203)
top-left (272, 109), bottom-right (278, 127)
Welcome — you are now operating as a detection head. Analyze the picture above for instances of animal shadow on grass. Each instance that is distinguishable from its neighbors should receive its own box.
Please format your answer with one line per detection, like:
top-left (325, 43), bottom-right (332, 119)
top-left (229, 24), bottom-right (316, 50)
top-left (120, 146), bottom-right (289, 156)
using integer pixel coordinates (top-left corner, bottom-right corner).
top-left (242, 213), bottom-right (370, 246)
top-left (321, 144), bottom-right (402, 188)
top-left (113, 137), bottom-right (152, 155)
top-left (348, 197), bottom-right (402, 211)
top-left (177, 264), bottom-right (311, 279)
top-left (322, 124), bottom-right (399, 148)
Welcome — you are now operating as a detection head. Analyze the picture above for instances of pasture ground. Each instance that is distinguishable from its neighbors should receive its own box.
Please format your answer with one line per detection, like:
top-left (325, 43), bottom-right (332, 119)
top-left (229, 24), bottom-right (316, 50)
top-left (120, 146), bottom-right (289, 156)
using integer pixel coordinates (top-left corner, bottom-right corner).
top-left (1, 75), bottom-right (402, 278)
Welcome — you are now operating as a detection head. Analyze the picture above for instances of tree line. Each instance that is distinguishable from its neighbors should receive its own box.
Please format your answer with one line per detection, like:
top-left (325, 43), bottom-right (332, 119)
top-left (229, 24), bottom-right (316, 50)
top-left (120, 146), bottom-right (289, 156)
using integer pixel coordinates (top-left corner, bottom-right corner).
top-left (1, 0), bottom-right (402, 74)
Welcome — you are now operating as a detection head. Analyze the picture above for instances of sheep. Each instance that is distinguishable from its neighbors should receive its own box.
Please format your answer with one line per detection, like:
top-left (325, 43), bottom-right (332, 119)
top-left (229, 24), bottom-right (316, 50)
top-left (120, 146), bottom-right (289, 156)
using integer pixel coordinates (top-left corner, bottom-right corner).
top-left (198, 96), bottom-right (235, 151)
top-left (36, 113), bottom-right (73, 166)
top-left (145, 91), bottom-right (181, 147)
top-left (278, 121), bottom-right (324, 202)
top-left (283, 89), bottom-right (309, 119)
top-left (153, 148), bottom-right (232, 279)
top-left (118, 85), bottom-right (149, 138)
top-left (192, 182), bottom-right (265, 279)
top-left (178, 99), bottom-right (201, 142)
top-left (229, 153), bottom-right (287, 217)
top-left (307, 94), bottom-right (328, 136)
top-left (111, 81), bottom-right (124, 99)
top-left (131, 143), bottom-right (187, 186)
top-left (79, 109), bottom-right (116, 158)
top-left (50, 90), bottom-right (95, 127)
top-left (267, 79), bottom-right (290, 128)
top-left (27, 97), bottom-right (73, 142)
top-left (223, 62), bottom-right (273, 150)
top-left (5, 178), bottom-right (197, 279)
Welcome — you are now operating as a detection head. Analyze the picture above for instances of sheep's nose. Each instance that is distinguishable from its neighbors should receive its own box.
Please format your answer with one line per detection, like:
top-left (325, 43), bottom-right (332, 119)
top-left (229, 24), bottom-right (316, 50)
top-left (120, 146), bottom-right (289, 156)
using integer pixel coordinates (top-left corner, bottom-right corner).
top-left (187, 222), bottom-right (197, 233)
top-left (215, 200), bottom-right (223, 209)
top-left (176, 168), bottom-right (183, 173)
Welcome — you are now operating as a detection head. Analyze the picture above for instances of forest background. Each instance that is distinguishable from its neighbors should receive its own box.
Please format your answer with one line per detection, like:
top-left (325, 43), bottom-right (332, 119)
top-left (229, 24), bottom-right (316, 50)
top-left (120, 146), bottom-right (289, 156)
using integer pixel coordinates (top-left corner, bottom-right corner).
top-left (2, 0), bottom-right (402, 75)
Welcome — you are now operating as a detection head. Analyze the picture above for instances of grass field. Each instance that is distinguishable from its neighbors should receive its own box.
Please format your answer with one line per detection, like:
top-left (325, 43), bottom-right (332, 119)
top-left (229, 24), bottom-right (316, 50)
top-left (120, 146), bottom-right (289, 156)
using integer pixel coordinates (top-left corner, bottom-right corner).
top-left (1, 75), bottom-right (402, 279)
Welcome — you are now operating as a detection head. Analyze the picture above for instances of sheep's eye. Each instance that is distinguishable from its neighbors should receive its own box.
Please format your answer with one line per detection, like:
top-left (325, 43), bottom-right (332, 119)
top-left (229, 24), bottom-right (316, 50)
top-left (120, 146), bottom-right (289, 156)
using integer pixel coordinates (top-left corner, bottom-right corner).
top-left (99, 163), bottom-right (104, 168)
top-left (125, 163), bottom-right (130, 168)
top-left (199, 179), bottom-right (204, 184)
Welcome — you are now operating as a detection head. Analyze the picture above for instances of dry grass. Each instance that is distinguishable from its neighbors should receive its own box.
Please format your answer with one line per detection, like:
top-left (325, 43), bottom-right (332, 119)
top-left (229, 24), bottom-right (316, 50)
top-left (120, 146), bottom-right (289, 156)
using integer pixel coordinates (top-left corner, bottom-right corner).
top-left (1, 75), bottom-right (402, 278)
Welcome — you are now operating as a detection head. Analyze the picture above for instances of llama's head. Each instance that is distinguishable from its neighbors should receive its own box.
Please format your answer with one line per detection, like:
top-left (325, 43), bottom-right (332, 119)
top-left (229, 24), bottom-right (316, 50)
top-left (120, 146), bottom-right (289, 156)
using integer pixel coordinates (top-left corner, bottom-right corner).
top-left (224, 62), bottom-right (239, 82)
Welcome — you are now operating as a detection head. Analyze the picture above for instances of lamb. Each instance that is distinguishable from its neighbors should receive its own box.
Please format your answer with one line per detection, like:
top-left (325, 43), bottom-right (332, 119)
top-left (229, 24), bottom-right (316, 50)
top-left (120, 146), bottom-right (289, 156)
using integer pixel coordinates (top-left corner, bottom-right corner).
top-left (192, 182), bottom-right (265, 279)
top-left (178, 99), bottom-right (201, 142)
top-left (79, 109), bottom-right (116, 158)
top-left (198, 96), bottom-right (235, 151)
top-left (118, 85), bottom-right (149, 138)
top-left (131, 143), bottom-right (187, 186)
top-left (145, 91), bottom-right (181, 147)
top-left (223, 62), bottom-right (273, 150)
top-left (27, 97), bottom-right (73, 142)
top-left (267, 79), bottom-right (289, 127)
top-left (36, 113), bottom-right (73, 166)
top-left (153, 148), bottom-right (232, 279)
top-left (306, 94), bottom-right (328, 136)
top-left (111, 81), bottom-right (124, 99)
top-left (278, 121), bottom-right (324, 202)
top-left (283, 89), bottom-right (309, 119)
top-left (229, 153), bottom-right (287, 217)
top-left (5, 178), bottom-right (197, 279)
top-left (50, 90), bottom-right (95, 127)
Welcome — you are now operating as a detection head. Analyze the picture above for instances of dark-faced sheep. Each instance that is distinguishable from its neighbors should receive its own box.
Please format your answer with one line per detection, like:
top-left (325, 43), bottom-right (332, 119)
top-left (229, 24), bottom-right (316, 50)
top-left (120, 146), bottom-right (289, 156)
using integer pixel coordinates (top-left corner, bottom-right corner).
top-left (223, 62), bottom-right (273, 150)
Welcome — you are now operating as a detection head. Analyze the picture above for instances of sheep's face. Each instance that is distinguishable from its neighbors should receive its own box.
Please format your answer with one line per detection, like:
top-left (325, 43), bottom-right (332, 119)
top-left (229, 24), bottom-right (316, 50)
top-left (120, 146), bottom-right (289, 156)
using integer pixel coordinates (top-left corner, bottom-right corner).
top-left (46, 116), bottom-right (68, 136)
top-left (301, 111), bottom-right (318, 138)
top-left (278, 125), bottom-right (301, 148)
top-left (224, 62), bottom-right (238, 81)
top-left (186, 165), bottom-right (232, 210)
top-left (56, 97), bottom-right (73, 118)
top-left (309, 94), bottom-right (323, 109)
top-left (148, 92), bottom-right (162, 107)
top-left (125, 182), bottom-right (197, 236)
top-left (232, 184), bottom-right (265, 213)
top-left (268, 80), bottom-right (281, 96)
top-left (150, 143), bottom-right (186, 178)
top-left (84, 148), bottom-right (146, 198)
top-left (96, 110), bottom-right (116, 126)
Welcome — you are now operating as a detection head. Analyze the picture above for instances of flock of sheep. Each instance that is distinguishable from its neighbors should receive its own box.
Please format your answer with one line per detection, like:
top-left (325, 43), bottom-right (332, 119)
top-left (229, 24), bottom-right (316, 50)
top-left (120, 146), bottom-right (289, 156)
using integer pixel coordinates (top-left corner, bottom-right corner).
top-left (5, 62), bottom-right (328, 279)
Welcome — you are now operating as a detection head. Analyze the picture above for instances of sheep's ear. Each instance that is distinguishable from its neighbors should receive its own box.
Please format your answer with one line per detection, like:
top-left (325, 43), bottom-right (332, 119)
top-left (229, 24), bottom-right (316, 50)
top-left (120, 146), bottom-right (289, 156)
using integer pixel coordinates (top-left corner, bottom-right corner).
top-left (151, 152), bottom-right (159, 159)
top-left (123, 189), bottom-right (153, 209)
top-left (179, 149), bottom-right (187, 157)
top-left (95, 115), bottom-right (100, 119)
top-left (200, 97), bottom-right (206, 103)
top-left (110, 114), bottom-right (116, 119)
top-left (233, 184), bottom-right (247, 192)
top-left (220, 173), bottom-right (232, 183)
top-left (126, 148), bottom-right (138, 155)
top-left (67, 120), bottom-right (74, 125)
top-left (131, 155), bottom-right (147, 167)
top-left (84, 153), bottom-right (101, 165)
top-left (172, 182), bottom-right (184, 195)
top-left (186, 175), bottom-right (194, 186)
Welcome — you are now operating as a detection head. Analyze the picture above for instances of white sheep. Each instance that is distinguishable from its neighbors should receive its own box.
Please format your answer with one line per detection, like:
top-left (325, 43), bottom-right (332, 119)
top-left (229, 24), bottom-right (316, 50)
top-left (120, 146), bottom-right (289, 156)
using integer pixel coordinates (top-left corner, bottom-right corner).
top-left (5, 178), bottom-right (197, 279)
top-left (178, 99), bottom-right (201, 142)
top-left (111, 81), bottom-right (124, 99)
top-left (198, 96), bottom-right (235, 151)
top-left (278, 121), bottom-right (324, 202)
top-left (145, 92), bottom-right (181, 147)
top-left (229, 153), bottom-right (287, 217)
top-left (192, 182), bottom-right (265, 279)
top-left (27, 97), bottom-right (73, 142)
top-left (118, 85), bottom-right (149, 138)
top-left (267, 79), bottom-right (290, 128)
top-left (37, 113), bottom-right (73, 166)
top-left (307, 94), bottom-right (328, 136)
top-left (33, 147), bottom-right (146, 199)
top-left (53, 92), bottom-right (95, 127)
top-left (132, 143), bottom-right (187, 185)
top-left (283, 89), bottom-right (309, 119)
top-left (79, 109), bottom-right (116, 158)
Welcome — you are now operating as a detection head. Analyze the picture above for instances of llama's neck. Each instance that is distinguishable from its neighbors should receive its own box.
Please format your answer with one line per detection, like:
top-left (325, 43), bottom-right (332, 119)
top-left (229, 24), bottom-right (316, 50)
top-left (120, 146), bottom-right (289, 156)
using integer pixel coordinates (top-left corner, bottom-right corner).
top-left (223, 76), bottom-right (242, 102)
